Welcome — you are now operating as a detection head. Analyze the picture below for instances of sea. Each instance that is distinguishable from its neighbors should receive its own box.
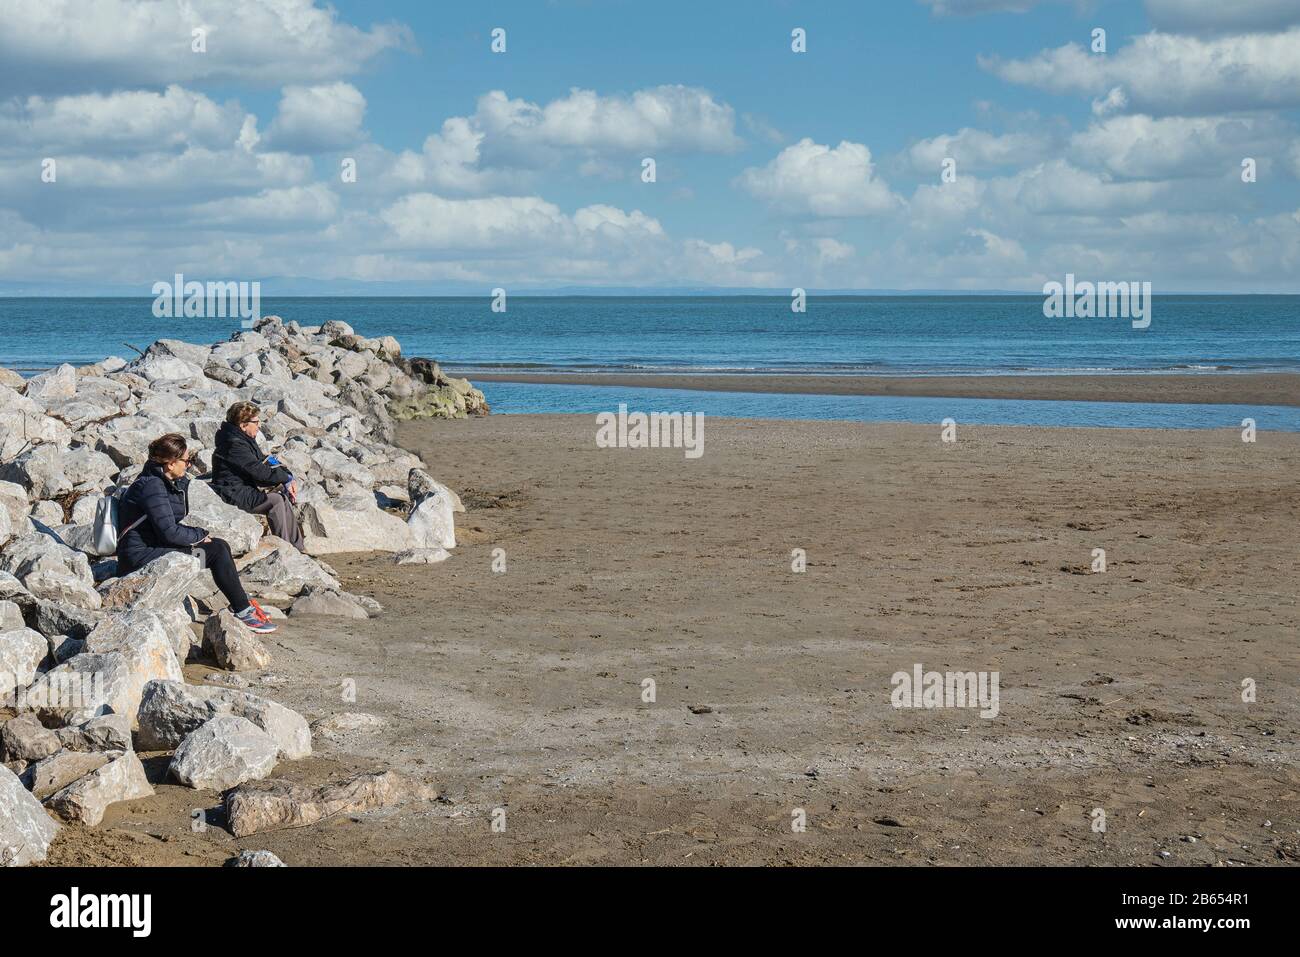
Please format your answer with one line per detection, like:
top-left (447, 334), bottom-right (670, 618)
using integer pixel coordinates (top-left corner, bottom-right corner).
top-left (1, 295), bottom-right (1297, 430)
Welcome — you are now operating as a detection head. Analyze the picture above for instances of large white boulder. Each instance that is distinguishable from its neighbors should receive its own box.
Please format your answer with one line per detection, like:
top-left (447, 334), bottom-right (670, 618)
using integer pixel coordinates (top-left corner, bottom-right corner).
top-left (169, 716), bottom-right (279, 791)
top-left (236, 536), bottom-right (340, 599)
top-left (136, 679), bottom-right (311, 760)
top-left (0, 532), bottom-right (100, 610)
top-left (47, 749), bottom-right (153, 826)
top-left (22, 363), bottom-right (76, 403)
top-left (0, 444), bottom-right (71, 499)
top-left (80, 611), bottom-right (185, 721)
top-left (0, 386), bottom-right (73, 461)
top-left (0, 627), bottom-right (48, 699)
top-left (186, 480), bottom-right (263, 556)
top-left (0, 763), bottom-right (59, 865)
top-left (97, 552), bottom-right (202, 612)
top-left (300, 496), bottom-right (413, 555)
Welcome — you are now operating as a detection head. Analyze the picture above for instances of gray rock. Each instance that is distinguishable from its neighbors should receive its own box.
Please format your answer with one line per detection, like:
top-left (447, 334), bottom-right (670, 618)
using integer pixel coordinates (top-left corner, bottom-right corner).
top-left (20, 652), bottom-right (136, 724)
top-left (169, 716), bottom-right (279, 791)
top-left (29, 501), bottom-right (63, 525)
top-left (49, 522), bottom-right (98, 556)
top-left (226, 770), bottom-right (437, 838)
top-left (0, 387), bottom-right (73, 462)
top-left (20, 597), bottom-right (103, 641)
top-left (70, 495), bottom-right (99, 525)
top-left (22, 363), bottom-right (76, 403)
top-left (53, 386), bottom-right (130, 432)
top-left (300, 496), bottom-right (414, 555)
top-left (127, 354), bottom-right (205, 384)
top-left (136, 679), bottom-right (311, 759)
top-left (237, 536), bottom-right (341, 598)
top-left (0, 598), bottom-right (24, 630)
top-left (203, 609), bottom-right (272, 671)
top-left (310, 712), bottom-right (387, 742)
top-left (320, 320), bottom-right (354, 339)
top-left (0, 714), bottom-right (61, 762)
top-left (227, 849), bottom-right (286, 867)
top-left (25, 749), bottom-right (111, 800)
top-left (408, 468), bottom-right (465, 513)
top-left (0, 444), bottom-right (72, 499)
top-left (97, 552), bottom-right (202, 611)
top-left (0, 763), bottom-right (58, 866)
top-left (0, 481), bottom-right (31, 529)
top-left (47, 749), bottom-right (153, 825)
top-left (407, 494), bottom-right (456, 550)
top-left (60, 446), bottom-right (118, 489)
top-left (54, 713), bottom-right (133, 753)
top-left (155, 606), bottom-right (201, 662)
top-left (46, 634), bottom-right (85, 664)
top-left (186, 481), bottom-right (263, 556)
top-left (81, 610), bottom-right (184, 720)
top-left (0, 627), bottom-right (48, 699)
top-left (0, 532), bottom-right (100, 610)
top-left (288, 587), bottom-right (368, 619)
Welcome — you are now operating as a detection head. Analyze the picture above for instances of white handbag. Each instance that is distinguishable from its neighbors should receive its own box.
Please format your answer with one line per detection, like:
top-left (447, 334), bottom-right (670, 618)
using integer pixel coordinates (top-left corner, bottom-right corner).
top-left (90, 488), bottom-right (146, 557)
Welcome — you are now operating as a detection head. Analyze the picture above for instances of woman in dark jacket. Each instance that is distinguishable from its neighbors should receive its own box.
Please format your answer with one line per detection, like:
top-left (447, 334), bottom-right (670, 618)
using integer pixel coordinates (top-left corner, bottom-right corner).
top-left (210, 402), bottom-right (305, 552)
top-left (117, 433), bottom-right (276, 633)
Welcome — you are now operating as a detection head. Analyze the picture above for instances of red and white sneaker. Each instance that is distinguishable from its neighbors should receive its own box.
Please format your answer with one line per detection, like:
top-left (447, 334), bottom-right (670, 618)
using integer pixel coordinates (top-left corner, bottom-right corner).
top-left (235, 605), bottom-right (277, 634)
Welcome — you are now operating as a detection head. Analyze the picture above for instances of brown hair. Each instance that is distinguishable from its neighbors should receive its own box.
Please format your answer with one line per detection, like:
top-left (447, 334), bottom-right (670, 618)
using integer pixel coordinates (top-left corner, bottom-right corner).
top-left (147, 433), bottom-right (189, 463)
top-left (226, 401), bottom-right (261, 426)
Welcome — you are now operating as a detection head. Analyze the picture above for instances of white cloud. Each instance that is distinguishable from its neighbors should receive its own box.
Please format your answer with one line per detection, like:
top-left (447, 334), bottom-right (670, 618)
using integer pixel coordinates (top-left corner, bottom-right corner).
top-left (737, 139), bottom-right (901, 217)
top-left (683, 239), bottom-right (762, 266)
top-left (380, 194), bottom-right (568, 251)
top-left (0, 0), bottom-right (412, 93)
top-left (812, 237), bottom-right (854, 264)
top-left (185, 184), bottom-right (340, 227)
top-left (330, 84), bottom-right (742, 196)
top-left (1070, 114), bottom-right (1284, 179)
top-left (990, 160), bottom-right (1171, 215)
top-left (471, 85), bottom-right (743, 162)
top-left (0, 147), bottom-right (310, 199)
top-left (982, 29), bottom-right (1300, 115)
top-left (266, 83), bottom-right (366, 153)
top-left (909, 176), bottom-right (988, 227)
top-left (0, 85), bottom-right (247, 155)
top-left (907, 127), bottom-right (1054, 172)
top-left (378, 193), bottom-right (665, 254)
top-left (1145, 0), bottom-right (1300, 35)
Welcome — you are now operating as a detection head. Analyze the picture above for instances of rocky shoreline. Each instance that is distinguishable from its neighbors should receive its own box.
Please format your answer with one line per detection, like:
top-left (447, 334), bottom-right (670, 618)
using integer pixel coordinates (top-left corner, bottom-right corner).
top-left (0, 317), bottom-right (485, 866)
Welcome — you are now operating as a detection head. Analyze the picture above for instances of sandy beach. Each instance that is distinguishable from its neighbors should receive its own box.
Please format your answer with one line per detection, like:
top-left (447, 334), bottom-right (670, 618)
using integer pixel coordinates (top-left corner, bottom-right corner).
top-left (43, 414), bottom-right (1300, 866)
top-left (466, 372), bottom-right (1300, 407)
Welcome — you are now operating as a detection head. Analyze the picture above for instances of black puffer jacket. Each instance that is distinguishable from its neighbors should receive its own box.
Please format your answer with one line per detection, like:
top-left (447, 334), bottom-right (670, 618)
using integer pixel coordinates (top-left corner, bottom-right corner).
top-left (210, 421), bottom-right (292, 512)
top-left (117, 463), bottom-right (207, 574)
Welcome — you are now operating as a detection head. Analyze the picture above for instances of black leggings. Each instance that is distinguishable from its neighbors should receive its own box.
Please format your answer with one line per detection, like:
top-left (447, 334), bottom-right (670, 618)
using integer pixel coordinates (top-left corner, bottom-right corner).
top-left (193, 539), bottom-right (250, 614)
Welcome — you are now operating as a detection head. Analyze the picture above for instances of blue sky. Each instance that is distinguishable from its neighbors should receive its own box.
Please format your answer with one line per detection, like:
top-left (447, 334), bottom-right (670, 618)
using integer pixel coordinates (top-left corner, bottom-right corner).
top-left (1, 0), bottom-right (1298, 292)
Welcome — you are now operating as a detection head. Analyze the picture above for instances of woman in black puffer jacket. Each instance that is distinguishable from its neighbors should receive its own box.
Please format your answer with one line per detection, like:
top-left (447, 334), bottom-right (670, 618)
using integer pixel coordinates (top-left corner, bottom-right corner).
top-left (117, 433), bottom-right (275, 633)
top-left (210, 401), bottom-right (305, 552)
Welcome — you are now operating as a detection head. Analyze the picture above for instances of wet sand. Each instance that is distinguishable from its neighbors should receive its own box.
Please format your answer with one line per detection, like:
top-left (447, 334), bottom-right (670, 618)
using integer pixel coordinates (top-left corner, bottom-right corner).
top-left (44, 416), bottom-right (1300, 866)
top-left (465, 372), bottom-right (1300, 407)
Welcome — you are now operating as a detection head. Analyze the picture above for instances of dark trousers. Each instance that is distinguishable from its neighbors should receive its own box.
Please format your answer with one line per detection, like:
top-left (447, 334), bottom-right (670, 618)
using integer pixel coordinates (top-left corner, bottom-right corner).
top-left (119, 538), bottom-right (250, 614)
top-left (192, 538), bottom-right (250, 614)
